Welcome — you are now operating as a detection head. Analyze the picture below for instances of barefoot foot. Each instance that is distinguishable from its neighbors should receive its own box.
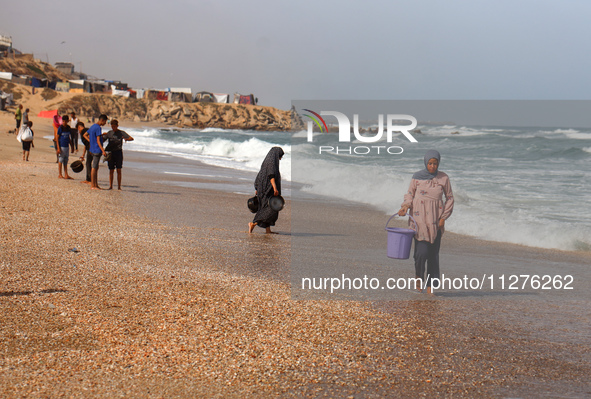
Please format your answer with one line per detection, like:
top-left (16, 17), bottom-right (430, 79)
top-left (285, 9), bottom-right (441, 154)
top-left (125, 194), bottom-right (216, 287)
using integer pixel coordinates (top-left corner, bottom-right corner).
top-left (248, 222), bottom-right (257, 233)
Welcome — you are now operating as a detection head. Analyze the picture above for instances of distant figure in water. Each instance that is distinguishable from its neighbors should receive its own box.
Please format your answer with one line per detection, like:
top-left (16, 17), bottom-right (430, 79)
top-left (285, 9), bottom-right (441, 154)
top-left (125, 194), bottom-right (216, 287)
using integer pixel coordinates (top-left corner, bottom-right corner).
top-left (398, 150), bottom-right (454, 294)
top-left (249, 147), bottom-right (284, 234)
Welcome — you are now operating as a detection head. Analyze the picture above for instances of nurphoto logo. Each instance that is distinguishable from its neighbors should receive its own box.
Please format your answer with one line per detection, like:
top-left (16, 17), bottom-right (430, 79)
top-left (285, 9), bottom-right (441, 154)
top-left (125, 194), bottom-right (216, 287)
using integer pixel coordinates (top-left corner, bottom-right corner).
top-left (303, 109), bottom-right (418, 155)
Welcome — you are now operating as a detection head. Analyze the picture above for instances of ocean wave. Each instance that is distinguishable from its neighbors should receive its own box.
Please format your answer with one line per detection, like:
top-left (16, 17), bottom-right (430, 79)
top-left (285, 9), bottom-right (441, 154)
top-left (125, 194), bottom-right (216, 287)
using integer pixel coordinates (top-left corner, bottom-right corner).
top-left (128, 135), bottom-right (292, 180)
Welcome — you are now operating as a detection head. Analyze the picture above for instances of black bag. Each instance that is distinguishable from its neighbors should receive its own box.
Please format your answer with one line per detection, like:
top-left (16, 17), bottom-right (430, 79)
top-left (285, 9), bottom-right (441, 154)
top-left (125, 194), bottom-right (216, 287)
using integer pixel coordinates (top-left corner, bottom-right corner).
top-left (247, 196), bottom-right (259, 213)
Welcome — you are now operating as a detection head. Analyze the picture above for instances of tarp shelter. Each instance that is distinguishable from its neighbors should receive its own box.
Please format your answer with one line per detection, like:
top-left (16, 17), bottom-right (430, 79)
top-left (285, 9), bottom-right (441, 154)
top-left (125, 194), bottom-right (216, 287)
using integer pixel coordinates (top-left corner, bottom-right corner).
top-left (168, 88), bottom-right (192, 103)
top-left (55, 82), bottom-right (70, 92)
top-left (37, 109), bottom-right (58, 118)
top-left (0, 72), bottom-right (12, 81)
top-left (234, 93), bottom-right (256, 105)
top-left (111, 85), bottom-right (130, 97)
top-left (69, 80), bottom-right (85, 90)
top-left (194, 91), bottom-right (215, 103)
top-left (31, 77), bottom-right (45, 88)
top-left (135, 89), bottom-right (145, 99)
top-left (213, 93), bottom-right (229, 103)
top-left (12, 75), bottom-right (32, 86)
top-left (0, 90), bottom-right (13, 110)
top-left (89, 81), bottom-right (108, 93)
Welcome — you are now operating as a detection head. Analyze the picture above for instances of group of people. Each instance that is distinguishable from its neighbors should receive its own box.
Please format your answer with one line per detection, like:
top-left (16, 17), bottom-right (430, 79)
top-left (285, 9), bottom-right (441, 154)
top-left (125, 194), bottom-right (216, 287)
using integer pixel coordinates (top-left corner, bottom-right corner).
top-left (53, 113), bottom-right (134, 190)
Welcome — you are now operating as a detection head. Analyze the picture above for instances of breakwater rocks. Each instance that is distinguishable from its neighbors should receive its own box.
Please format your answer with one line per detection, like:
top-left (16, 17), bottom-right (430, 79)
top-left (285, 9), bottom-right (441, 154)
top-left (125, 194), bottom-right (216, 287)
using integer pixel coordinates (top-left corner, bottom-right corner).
top-left (58, 94), bottom-right (301, 131)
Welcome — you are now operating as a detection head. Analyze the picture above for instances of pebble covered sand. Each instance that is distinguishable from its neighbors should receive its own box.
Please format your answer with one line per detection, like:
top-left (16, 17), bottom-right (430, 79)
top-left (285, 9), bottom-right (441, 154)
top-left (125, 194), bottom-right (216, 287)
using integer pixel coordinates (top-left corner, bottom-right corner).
top-left (1, 123), bottom-right (590, 398)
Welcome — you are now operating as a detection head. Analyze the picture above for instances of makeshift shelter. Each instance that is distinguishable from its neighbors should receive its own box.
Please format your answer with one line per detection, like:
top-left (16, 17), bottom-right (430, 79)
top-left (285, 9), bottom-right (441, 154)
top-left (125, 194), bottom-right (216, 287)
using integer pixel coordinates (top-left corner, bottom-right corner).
top-left (111, 85), bottom-right (130, 97)
top-left (194, 91), bottom-right (215, 103)
top-left (12, 75), bottom-right (31, 86)
top-left (55, 81), bottom-right (70, 92)
top-left (213, 93), bottom-right (229, 103)
top-left (233, 93), bottom-right (256, 105)
top-left (69, 80), bottom-right (85, 89)
top-left (0, 90), bottom-right (13, 110)
top-left (89, 81), bottom-right (109, 93)
top-left (135, 89), bottom-right (145, 99)
top-left (168, 88), bottom-right (192, 103)
top-left (31, 77), bottom-right (44, 88)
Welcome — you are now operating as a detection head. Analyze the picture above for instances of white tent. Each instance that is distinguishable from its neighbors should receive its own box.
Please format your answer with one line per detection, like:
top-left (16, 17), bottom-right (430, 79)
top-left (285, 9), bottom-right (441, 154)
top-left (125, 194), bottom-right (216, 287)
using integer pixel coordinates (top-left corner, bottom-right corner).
top-left (0, 72), bottom-right (13, 81)
top-left (213, 93), bottom-right (229, 103)
top-left (111, 85), bottom-right (130, 97)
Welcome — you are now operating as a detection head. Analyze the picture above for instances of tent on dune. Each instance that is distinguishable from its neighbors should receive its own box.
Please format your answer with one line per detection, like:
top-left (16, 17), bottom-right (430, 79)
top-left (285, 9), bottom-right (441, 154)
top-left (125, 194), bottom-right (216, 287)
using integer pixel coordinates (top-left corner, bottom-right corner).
top-left (194, 91), bottom-right (215, 103)
top-left (233, 93), bottom-right (257, 105)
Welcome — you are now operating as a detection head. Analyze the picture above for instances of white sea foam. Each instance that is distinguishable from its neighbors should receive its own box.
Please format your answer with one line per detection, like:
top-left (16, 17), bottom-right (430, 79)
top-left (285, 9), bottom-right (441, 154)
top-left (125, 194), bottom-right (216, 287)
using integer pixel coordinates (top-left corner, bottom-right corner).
top-left (119, 125), bottom-right (591, 252)
top-left (126, 129), bottom-right (292, 180)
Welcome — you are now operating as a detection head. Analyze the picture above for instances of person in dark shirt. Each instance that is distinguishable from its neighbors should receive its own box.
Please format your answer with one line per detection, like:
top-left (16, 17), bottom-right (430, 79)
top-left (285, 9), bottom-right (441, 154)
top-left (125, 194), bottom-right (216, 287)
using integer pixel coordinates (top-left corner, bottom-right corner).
top-left (55, 115), bottom-right (72, 179)
top-left (103, 120), bottom-right (134, 190)
top-left (77, 122), bottom-right (91, 184)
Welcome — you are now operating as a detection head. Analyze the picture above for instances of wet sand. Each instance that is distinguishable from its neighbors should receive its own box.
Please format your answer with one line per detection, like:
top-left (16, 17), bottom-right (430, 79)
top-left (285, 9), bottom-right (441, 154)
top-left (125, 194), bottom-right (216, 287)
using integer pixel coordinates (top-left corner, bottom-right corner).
top-left (1, 119), bottom-right (590, 397)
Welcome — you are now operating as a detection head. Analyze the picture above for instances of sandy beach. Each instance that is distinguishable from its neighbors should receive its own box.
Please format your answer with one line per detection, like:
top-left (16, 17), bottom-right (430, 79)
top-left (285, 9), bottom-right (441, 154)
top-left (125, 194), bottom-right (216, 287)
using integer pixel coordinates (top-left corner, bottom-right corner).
top-left (1, 111), bottom-right (591, 397)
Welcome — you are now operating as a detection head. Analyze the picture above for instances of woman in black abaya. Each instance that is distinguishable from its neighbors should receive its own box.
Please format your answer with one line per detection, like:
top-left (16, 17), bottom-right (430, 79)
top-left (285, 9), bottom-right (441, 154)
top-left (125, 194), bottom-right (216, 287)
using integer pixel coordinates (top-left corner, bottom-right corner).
top-left (249, 147), bottom-right (284, 234)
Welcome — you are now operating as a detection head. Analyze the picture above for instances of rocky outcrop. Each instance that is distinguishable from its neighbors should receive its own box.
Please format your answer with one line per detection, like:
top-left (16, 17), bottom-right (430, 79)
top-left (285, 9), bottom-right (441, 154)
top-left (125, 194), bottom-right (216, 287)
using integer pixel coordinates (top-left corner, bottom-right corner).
top-left (57, 94), bottom-right (298, 131)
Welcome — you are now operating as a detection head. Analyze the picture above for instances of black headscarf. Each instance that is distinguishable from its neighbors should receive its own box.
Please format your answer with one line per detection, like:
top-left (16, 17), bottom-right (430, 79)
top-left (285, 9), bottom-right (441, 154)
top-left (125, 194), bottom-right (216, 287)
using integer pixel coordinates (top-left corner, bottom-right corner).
top-left (253, 147), bottom-right (284, 228)
top-left (255, 147), bottom-right (284, 196)
top-left (412, 149), bottom-right (441, 181)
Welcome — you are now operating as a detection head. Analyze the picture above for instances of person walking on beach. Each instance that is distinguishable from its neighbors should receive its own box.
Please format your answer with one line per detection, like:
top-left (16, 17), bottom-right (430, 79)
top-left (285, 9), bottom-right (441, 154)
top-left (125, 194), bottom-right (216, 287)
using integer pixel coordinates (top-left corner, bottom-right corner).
top-left (398, 150), bottom-right (454, 295)
top-left (20, 121), bottom-right (34, 161)
top-left (55, 115), bottom-right (73, 179)
top-left (14, 104), bottom-right (22, 134)
top-left (87, 114), bottom-right (108, 190)
top-left (22, 108), bottom-right (29, 127)
top-left (69, 112), bottom-right (79, 154)
top-left (249, 146), bottom-right (284, 234)
top-left (103, 119), bottom-right (134, 190)
top-left (77, 122), bottom-right (91, 184)
top-left (52, 114), bottom-right (61, 163)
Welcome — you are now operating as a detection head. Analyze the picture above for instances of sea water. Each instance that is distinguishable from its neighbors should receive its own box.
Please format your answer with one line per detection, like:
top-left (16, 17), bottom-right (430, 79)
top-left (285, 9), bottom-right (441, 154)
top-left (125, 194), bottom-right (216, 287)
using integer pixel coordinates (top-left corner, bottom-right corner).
top-left (123, 125), bottom-right (591, 252)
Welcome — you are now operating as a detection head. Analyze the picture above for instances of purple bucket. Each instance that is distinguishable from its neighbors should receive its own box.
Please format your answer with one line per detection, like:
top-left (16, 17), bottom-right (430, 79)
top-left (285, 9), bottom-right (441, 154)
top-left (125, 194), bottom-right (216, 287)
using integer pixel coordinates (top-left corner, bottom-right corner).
top-left (385, 214), bottom-right (417, 259)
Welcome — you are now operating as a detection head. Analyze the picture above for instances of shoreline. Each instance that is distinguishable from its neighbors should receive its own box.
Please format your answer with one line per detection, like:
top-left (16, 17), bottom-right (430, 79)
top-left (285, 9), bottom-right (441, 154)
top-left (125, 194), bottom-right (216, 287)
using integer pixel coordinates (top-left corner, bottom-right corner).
top-left (1, 113), bottom-right (591, 397)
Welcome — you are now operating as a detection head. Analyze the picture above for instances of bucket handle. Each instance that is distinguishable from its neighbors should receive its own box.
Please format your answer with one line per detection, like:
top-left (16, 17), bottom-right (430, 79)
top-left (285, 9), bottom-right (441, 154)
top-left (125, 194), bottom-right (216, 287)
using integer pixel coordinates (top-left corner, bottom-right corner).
top-left (385, 212), bottom-right (417, 231)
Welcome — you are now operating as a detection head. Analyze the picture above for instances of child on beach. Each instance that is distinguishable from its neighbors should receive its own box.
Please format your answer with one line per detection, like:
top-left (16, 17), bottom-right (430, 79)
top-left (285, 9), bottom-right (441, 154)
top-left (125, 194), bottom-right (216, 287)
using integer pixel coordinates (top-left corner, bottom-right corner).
top-left (87, 114), bottom-right (108, 190)
top-left (20, 121), bottom-right (34, 161)
top-left (55, 115), bottom-right (73, 179)
top-left (52, 114), bottom-right (61, 163)
top-left (69, 112), bottom-right (79, 154)
top-left (103, 119), bottom-right (134, 190)
top-left (77, 122), bottom-right (91, 184)
top-left (14, 104), bottom-right (22, 134)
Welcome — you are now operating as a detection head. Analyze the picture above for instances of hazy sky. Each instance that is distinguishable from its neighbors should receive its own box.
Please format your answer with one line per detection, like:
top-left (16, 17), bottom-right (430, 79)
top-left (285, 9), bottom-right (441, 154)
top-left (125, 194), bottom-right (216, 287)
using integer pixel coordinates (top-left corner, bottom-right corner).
top-left (3, 0), bottom-right (591, 109)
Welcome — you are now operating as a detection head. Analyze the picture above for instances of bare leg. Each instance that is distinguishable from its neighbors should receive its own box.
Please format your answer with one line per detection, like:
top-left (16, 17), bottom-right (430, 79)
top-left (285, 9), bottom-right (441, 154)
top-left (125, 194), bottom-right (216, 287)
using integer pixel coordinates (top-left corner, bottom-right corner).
top-left (117, 169), bottom-right (122, 190)
top-left (91, 167), bottom-right (101, 190)
top-left (64, 161), bottom-right (72, 179)
top-left (248, 222), bottom-right (257, 233)
top-left (58, 163), bottom-right (64, 178)
top-left (108, 169), bottom-right (114, 189)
